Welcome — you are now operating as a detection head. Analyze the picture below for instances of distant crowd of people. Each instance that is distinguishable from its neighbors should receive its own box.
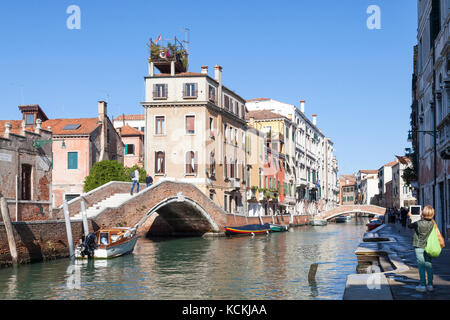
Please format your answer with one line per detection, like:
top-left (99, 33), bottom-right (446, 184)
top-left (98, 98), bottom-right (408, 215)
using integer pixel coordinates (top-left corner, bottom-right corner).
top-left (385, 206), bottom-right (409, 227)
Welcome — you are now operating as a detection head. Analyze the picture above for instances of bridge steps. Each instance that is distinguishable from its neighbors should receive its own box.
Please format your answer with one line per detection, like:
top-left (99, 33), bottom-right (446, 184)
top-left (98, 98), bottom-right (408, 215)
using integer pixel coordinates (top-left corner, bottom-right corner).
top-left (71, 193), bottom-right (133, 220)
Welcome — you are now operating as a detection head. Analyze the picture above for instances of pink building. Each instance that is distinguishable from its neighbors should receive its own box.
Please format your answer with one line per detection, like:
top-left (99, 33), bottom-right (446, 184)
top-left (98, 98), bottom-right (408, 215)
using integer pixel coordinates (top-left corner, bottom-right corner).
top-left (116, 125), bottom-right (144, 168)
top-left (2, 102), bottom-right (124, 208)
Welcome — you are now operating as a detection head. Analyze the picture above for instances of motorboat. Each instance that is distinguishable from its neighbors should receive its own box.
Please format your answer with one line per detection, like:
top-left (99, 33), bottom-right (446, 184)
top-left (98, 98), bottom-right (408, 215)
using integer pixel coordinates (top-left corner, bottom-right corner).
top-left (224, 223), bottom-right (271, 236)
top-left (334, 216), bottom-right (347, 223)
top-left (75, 227), bottom-right (138, 259)
top-left (366, 219), bottom-right (383, 231)
top-left (310, 219), bottom-right (327, 226)
top-left (269, 223), bottom-right (289, 232)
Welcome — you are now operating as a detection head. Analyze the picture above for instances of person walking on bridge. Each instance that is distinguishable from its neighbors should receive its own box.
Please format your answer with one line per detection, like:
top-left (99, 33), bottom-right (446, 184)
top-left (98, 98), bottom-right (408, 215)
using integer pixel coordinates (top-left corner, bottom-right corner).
top-left (130, 168), bottom-right (140, 195)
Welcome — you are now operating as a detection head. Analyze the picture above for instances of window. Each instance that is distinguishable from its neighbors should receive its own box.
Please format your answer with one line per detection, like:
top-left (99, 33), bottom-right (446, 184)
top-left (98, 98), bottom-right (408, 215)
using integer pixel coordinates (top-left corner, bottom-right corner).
top-left (230, 158), bottom-right (235, 178)
top-left (140, 127), bottom-right (145, 132)
top-left (209, 152), bottom-right (216, 177)
top-left (224, 124), bottom-right (227, 141)
top-left (21, 164), bottom-right (32, 200)
top-left (185, 115), bottom-right (195, 134)
top-left (183, 83), bottom-right (197, 97)
top-left (209, 117), bottom-right (214, 137)
top-left (125, 144), bottom-right (135, 155)
top-left (68, 152), bottom-right (78, 169)
top-left (185, 151), bottom-right (198, 174)
top-left (153, 84), bottom-right (167, 98)
top-left (155, 151), bottom-right (165, 174)
top-left (224, 96), bottom-right (230, 111)
top-left (224, 156), bottom-right (228, 179)
top-left (65, 194), bottom-right (80, 202)
top-left (209, 85), bottom-right (216, 102)
top-left (25, 114), bottom-right (34, 125)
top-left (155, 116), bottom-right (165, 135)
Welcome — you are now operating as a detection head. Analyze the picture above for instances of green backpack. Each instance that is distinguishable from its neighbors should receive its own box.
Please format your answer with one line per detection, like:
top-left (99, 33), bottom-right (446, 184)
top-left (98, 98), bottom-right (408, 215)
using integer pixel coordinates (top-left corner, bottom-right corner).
top-left (425, 224), bottom-right (442, 258)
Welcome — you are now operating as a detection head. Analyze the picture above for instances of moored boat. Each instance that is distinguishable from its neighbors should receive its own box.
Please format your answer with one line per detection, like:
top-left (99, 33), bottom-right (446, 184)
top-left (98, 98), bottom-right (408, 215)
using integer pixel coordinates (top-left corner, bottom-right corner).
top-left (269, 223), bottom-right (289, 232)
top-left (75, 227), bottom-right (138, 259)
top-left (224, 223), bottom-right (271, 236)
top-left (310, 219), bottom-right (327, 226)
top-left (334, 216), bottom-right (347, 223)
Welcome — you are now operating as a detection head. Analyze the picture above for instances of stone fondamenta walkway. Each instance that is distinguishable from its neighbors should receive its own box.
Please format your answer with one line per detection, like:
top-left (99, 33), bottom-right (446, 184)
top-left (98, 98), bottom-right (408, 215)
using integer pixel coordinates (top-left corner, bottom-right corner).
top-left (378, 222), bottom-right (450, 300)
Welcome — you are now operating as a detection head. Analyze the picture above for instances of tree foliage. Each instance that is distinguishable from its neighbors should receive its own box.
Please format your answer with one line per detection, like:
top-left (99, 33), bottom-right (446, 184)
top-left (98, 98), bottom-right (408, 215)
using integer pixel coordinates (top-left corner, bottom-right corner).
top-left (83, 160), bottom-right (146, 192)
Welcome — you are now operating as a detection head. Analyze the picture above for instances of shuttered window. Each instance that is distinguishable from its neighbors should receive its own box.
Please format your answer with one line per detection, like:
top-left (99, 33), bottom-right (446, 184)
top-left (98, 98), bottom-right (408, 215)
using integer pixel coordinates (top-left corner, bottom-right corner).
top-left (185, 115), bottom-right (195, 134)
top-left (68, 152), bottom-right (78, 169)
top-left (155, 116), bottom-right (165, 135)
top-left (125, 144), bottom-right (135, 155)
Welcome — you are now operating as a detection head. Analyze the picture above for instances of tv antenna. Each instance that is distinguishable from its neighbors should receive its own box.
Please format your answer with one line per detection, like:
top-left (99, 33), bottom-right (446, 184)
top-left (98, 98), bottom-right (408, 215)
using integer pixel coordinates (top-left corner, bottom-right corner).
top-left (182, 28), bottom-right (190, 55)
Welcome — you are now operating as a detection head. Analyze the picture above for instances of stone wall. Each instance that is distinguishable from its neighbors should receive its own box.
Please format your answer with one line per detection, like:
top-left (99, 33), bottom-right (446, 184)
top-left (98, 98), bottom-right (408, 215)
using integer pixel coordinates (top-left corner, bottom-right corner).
top-left (0, 220), bottom-right (85, 268)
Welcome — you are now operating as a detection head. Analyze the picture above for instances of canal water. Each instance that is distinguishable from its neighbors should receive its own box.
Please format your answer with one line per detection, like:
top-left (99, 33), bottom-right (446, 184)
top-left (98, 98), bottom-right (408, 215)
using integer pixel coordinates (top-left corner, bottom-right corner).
top-left (0, 217), bottom-right (369, 300)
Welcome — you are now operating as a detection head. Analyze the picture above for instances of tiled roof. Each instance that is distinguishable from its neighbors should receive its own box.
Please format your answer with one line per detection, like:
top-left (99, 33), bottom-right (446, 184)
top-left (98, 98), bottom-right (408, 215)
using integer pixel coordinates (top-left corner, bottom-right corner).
top-left (384, 159), bottom-right (398, 167)
top-left (42, 118), bottom-right (100, 135)
top-left (395, 155), bottom-right (411, 165)
top-left (0, 120), bottom-right (34, 135)
top-left (117, 125), bottom-right (144, 136)
top-left (246, 98), bottom-right (270, 102)
top-left (359, 170), bottom-right (378, 174)
top-left (246, 110), bottom-right (287, 121)
top-left (114, 114), bottom-right (145, 121)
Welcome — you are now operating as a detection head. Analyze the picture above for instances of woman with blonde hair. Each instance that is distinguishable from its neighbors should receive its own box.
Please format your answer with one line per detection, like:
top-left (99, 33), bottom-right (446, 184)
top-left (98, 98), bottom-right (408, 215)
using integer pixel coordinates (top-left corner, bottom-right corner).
top-left (408, 205), bottom-right (437, 292)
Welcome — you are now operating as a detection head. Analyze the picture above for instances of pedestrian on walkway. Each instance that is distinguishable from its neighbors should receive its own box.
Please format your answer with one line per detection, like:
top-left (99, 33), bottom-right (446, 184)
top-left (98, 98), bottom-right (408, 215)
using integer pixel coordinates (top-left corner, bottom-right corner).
top-left (408, 205), bottom-right (436, 293)
top-left (130, 168), bottom-right (140, 195)
top-left (146, 175), bottom-right (153, 187)
top-left (400, 207), bottom-right (407, 228)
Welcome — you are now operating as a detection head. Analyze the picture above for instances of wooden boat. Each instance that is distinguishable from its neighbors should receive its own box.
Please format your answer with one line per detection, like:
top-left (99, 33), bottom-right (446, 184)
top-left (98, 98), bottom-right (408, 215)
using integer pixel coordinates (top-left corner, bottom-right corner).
top-left (334, 216), bottom-right (347, 223)
top-left (75, 227), bottom-right (138, 259)
top-left (269, 223), bottom-right (289, 232)
top-left (224, 223), bottom-right (271, 236)
top-left (310, 219), bottom-right (327, 226)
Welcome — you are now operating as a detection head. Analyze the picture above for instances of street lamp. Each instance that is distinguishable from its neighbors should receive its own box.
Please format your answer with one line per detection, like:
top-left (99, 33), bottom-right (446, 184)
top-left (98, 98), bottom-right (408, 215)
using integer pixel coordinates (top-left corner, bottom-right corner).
top-left (33, 139), bottom-right (66, 149)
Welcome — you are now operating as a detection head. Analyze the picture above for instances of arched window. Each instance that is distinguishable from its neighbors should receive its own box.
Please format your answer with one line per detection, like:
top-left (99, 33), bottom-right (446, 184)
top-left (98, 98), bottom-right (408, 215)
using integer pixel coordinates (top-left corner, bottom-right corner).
top-left (186, 151), bottom-right (198, 174)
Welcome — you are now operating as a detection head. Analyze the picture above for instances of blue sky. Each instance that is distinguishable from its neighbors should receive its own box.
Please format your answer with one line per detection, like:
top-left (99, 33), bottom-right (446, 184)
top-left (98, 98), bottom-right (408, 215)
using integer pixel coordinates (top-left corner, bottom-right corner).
top-left (0, 0), bottom-right (417, 175)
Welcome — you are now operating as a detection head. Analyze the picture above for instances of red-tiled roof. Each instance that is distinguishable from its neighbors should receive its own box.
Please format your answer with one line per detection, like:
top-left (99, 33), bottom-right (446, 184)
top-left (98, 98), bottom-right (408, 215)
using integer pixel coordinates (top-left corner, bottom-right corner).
top-left (384, 159), bottom-right (398, 167)
top-left (117, 125), bottom-right (144, 136)
top-left (359, 170), bottom-right (378, 174)
top-left (246, 98), bottom-right (270, 102)
top-left (0, 120), bottom-right (34, 135)
top-left (395, 155), bottom-right (411, 165)
top-left (42, 118), bottom-right (100, 135)
top-left (246, 110), bottom-right (287, 121)
top-left (114, 114), bottom-right (145, 121)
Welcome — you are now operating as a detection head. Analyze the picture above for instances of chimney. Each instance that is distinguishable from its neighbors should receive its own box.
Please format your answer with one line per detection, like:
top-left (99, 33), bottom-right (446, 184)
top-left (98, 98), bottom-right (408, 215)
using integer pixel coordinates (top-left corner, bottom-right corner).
top-left (300, 100), bottom-right (305, 113)
top-left (98, 101), bottom-right (108, 161)
top-left (201, 66), bottom-right (208, 75)
top-left (214, 65), bottom-right (223, 108)
top-left (214, 65), bottom-right (222, 83)
top-left (34, 118), bottom-right (42, 134)
top-left (21, 120), bottom-right (26, 135)
top-left (4, 122), bottom-right (11, 139)
top-left (98, 101), bottom-right (107, 122)
top-left (312, 114), bottom-right (317, 126)
top-left (170, 61), bottom-right (175, 76)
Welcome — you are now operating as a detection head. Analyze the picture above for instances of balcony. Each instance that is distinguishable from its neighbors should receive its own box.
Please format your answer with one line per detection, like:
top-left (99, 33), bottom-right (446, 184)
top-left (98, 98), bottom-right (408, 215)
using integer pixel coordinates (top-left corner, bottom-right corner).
top-left (230, 178), bottom-right (240, 189)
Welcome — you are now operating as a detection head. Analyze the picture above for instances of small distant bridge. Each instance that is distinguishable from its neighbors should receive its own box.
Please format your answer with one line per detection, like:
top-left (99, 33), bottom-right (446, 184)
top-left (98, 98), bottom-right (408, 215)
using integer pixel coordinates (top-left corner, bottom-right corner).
top-left (321, 205), bottom-right (386, 221)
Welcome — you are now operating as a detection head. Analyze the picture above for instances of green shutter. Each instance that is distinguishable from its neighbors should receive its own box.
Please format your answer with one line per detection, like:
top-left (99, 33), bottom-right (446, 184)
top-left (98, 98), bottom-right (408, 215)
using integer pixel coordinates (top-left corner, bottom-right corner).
top-left (68, 152), bottom-right (78, 169)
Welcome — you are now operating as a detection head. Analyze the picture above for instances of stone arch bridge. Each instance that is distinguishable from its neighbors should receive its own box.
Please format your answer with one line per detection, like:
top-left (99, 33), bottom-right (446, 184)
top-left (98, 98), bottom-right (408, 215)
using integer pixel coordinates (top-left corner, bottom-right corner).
top-left (56, 181), bottom-right (306, 237)
top-left (321, 205), bottom-right (386, 221)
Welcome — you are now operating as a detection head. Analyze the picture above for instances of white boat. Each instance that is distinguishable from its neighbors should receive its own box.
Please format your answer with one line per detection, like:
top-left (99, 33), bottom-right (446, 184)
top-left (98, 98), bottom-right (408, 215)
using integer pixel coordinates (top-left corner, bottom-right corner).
top-left (75, 227), bottom-right (138, 259)
top-left (310, 219), bottom-right (327, 226)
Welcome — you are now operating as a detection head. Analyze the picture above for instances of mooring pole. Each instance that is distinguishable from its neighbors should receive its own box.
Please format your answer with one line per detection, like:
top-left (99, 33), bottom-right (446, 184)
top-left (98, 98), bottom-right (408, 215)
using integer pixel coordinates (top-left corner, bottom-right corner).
top-left (0, 194), bottom-right (18, 265)
top-left (80, 197), bottom-right (89, 237)
top-left (63, 200), bottom-right (74, 257)
top-left (308, 263), bottom-right (319, 283)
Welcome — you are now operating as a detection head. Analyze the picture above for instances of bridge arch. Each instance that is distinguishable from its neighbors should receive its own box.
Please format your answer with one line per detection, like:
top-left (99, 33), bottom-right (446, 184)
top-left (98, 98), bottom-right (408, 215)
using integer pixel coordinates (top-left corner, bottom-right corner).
top-left (135, 194), bottom-right (220, 234)
top-left (322, 205), bottom-right (386, 221)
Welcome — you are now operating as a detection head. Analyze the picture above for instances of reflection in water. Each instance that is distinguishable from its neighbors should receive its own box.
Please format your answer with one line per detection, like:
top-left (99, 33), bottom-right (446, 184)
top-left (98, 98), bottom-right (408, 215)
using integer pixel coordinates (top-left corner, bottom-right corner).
top-left (0, 218), bottom-right (369, 300)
